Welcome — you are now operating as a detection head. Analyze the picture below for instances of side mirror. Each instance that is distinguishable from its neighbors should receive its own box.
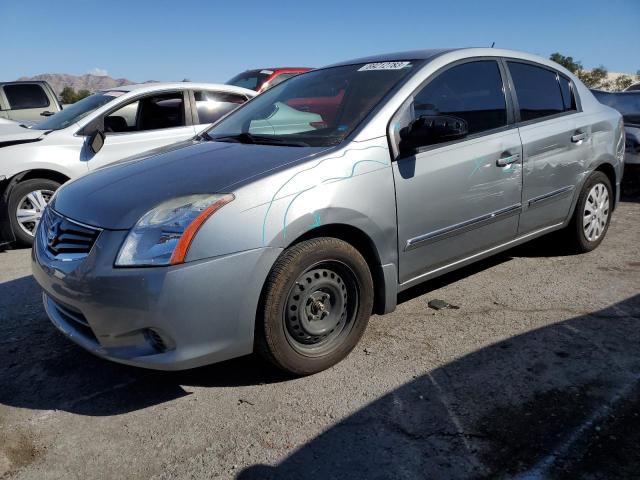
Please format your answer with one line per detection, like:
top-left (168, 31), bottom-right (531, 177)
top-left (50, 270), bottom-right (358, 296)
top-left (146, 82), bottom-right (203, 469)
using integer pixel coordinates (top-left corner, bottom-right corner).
top-left (399, 115), bottom-right (468, 154)
top-left (88, 129), bottom-right (105, 154)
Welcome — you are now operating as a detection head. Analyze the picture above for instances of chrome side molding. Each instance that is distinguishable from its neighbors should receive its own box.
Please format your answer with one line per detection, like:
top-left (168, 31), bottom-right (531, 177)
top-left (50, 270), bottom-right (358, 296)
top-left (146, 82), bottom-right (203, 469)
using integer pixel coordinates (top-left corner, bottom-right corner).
top-left (405, 203), bottom-right (522, 251)
top-left (527, 185), bottom-right (575, 208)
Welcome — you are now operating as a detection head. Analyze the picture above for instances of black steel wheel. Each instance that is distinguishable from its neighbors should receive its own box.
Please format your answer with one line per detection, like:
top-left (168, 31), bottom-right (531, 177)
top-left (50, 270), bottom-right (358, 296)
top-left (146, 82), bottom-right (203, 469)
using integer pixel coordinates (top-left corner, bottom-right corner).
top-left (256, 237), bottom-right (374, 375)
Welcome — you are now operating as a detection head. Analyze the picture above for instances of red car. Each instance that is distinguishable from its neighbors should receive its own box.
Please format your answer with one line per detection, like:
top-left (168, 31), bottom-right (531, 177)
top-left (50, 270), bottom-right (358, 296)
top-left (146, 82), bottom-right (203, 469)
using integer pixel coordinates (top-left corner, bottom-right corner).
top-left (226, 67), bottom-right (311, 93)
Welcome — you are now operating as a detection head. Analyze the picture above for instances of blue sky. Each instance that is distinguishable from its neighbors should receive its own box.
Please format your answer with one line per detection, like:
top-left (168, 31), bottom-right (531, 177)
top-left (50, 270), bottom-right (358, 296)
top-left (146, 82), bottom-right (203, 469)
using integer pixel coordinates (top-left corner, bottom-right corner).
top-left (1, 0), bottom-right (638, 82)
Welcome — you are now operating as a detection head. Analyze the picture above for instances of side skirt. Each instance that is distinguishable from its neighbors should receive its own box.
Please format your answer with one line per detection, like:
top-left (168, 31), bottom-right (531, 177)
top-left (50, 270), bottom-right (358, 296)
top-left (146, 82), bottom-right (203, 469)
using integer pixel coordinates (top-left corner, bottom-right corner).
top-left (397, 222), bottom-right (565, 293)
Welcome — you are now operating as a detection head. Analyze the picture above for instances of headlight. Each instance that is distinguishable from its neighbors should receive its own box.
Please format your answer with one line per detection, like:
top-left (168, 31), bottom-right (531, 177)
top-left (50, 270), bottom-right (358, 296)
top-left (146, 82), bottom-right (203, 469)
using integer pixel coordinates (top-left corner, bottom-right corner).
top-left (115, 193), bottom-right (234, 267)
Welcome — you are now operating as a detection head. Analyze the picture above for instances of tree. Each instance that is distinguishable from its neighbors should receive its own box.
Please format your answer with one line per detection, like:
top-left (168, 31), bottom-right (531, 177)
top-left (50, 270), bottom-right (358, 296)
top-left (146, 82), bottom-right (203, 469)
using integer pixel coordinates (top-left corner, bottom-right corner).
top-left (59, 86), bottom-right (92, 104)
top-left (612, 75), bottom-right (634, 91)
top-left (579, 66), bottom-right (609, 89)
top-left (76, 89), bottom-right (91, 101)
top-left (60, 86), bottom-right (78, 104)
top-left (549, 52), bottom-right (615, 90)
top-left (549, 53), bottom-right (582, 74)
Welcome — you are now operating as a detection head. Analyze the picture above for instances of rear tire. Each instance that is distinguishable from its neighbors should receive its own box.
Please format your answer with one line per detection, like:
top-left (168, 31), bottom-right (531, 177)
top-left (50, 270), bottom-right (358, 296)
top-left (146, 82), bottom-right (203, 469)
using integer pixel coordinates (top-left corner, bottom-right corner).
top-left (567, 171), bottom-right (612, 253)
top-left (256, 237), bottom-right (374, 375)
top-left (8, 178), bottom-right (60, 247)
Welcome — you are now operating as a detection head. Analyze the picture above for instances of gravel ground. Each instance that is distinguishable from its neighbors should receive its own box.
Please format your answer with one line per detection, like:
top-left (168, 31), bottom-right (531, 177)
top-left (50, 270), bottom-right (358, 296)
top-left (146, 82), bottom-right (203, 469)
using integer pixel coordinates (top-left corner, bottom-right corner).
top-left (1, 195), bottom-right (639, 479)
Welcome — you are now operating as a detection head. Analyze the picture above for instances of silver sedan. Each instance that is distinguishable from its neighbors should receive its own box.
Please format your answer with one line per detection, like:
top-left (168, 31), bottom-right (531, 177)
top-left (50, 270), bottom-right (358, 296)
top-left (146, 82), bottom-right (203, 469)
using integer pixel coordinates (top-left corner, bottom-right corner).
top-left (33, 48), bottom-right (624, 375)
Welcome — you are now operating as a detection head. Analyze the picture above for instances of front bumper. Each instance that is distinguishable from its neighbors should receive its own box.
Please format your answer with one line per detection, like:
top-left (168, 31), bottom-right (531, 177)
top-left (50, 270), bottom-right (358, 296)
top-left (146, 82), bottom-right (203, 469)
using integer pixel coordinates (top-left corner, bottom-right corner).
top-left (32, 225), bottom-right (281, 370)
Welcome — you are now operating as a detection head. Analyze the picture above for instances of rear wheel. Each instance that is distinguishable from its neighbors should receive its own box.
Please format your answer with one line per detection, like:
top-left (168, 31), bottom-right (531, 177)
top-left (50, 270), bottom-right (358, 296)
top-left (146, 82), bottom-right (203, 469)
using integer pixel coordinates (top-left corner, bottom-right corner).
top-left (8, 178), bottom-right (60, 246)
top-left (256, 238), bottom-right (374, 375)
top-left (567, 171), bottom-right (612, 253)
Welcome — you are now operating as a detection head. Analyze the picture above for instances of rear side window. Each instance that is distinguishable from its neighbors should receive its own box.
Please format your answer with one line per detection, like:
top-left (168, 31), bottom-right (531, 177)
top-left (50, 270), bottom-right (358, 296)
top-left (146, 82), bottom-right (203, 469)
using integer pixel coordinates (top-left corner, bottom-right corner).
top-left (194, 90), bottom-right (246, 124)
top-left (558, 76), bottom-right (576, 111)
top-left (508, 62), bottom-right (565, 121)
top-left (4, 84), bottom-right (50, 109)
top-left (413, 60), bottom-right (507, 136)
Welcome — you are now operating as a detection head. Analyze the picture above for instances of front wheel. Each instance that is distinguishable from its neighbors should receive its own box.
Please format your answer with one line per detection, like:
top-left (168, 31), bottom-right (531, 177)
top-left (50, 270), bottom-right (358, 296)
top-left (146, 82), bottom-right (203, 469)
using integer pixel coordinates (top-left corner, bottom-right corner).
top-left (567, 171), bottom-right (612, 253)
top-left (8, 178), bottom-right (60, 246)
top-left (256, 238), bottom-right (374, 375)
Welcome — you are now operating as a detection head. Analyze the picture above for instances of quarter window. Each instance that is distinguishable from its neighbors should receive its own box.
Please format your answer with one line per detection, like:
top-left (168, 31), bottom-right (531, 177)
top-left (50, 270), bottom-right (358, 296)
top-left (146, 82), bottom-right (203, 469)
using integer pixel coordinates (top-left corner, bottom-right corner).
top-left (412, 60), bottom-right (507, 137)
top-left (193, 91), bottom-right (246, 124)
top-left (558, 75), bottom-right (576, 112)
top-left (4, 84), bottom-right (50, 110)
top-left (508, 62), bottom-right (565, 121)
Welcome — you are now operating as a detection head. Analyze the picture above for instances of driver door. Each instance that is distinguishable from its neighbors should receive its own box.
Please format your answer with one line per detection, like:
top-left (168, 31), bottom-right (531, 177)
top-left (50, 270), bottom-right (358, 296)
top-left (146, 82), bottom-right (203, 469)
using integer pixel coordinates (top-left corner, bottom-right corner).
top-left (84, 90), bottom-right (196, 170)
top-left (392, 59), bottom-right (523, 284)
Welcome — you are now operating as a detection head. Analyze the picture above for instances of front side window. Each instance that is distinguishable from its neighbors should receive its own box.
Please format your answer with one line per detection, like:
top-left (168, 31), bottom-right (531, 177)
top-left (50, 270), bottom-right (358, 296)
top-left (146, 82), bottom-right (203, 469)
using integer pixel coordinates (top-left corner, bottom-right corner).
top-left (208, 62), bottom-right (418, 147)
top-left (193, 90), bottom-right (246, 124)
top-left (32, 91), bottom-right (124, 131)
top-left (104, 92), bottom-right (186, 134)
top-left (412, 60), bottom-right (508, 137)
top-left (4, 84), bottom-right (50, 110)
top-left (508, 62), bottom-right (565, 121)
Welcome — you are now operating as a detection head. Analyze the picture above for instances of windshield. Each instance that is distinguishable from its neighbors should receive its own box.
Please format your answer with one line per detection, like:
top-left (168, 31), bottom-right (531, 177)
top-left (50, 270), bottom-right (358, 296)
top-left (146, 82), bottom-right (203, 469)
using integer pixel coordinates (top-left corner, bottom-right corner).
top-left (226, 70), bottom-right (270, 91)
top-left (592, 90), bottom-right (640, 126)
top-left (210, 62), bottom-right (417, 147)
top-left (32, 91), bottom-right (125, 131)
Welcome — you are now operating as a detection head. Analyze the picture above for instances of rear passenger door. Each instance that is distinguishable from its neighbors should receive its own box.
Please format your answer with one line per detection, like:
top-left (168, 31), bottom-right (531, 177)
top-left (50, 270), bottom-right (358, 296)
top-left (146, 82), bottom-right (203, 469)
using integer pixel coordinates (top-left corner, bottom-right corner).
top-left (505, 61), bottom-right (587, 234)
top-left (392, 59), bottom-right (523, 284)
top-left (190, 90), bottom-right (248, 130)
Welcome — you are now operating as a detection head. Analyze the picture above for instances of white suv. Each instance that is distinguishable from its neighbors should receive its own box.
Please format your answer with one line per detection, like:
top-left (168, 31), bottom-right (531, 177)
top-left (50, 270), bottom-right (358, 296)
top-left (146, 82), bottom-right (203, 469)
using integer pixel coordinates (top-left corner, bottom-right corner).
top-left (0, 82), bottom-right (255, 245)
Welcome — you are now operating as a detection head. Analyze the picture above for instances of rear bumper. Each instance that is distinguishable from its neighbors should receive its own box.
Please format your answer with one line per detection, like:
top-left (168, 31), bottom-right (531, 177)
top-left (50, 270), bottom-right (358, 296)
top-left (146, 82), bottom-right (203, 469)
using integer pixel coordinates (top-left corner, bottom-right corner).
top-left (33, 227), bottom-right (281, 370)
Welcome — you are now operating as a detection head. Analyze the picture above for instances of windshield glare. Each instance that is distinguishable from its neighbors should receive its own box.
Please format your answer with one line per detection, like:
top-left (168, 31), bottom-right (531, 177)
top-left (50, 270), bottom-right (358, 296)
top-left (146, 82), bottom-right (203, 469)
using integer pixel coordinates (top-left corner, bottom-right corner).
top-left (32, 91), bottom-right (124, 131)
top-left (211, 62), bottom-right (417, 147)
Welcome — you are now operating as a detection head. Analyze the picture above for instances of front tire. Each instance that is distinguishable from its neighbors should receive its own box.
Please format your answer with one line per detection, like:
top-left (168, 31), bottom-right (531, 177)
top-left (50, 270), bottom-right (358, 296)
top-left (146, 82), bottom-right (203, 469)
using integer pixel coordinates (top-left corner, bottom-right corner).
top-left (8, 178), bottom-right (60, 246)
top-left (567, 171), bottom-right (612, 253)
top-left (256, 238), bottom-right (374, 375)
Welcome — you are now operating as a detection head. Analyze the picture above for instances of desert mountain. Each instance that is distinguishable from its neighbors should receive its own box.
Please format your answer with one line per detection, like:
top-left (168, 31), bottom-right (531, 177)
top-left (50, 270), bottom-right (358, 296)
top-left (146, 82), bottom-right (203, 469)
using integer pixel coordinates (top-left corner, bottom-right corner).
top-left (15, 73), bottom-right (152, 96)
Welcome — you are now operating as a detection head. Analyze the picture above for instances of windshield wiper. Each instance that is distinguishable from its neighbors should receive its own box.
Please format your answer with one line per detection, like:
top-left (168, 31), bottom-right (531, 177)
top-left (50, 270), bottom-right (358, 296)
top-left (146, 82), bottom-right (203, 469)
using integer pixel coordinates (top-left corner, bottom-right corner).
top-left (211, 132), bottom-right (309, 147)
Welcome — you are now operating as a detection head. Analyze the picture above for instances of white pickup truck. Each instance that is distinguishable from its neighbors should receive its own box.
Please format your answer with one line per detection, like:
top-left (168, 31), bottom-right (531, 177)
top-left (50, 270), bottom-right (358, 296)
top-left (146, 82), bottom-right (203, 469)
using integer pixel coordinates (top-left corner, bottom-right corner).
top-left (0, 81), bottom-right (62, 124)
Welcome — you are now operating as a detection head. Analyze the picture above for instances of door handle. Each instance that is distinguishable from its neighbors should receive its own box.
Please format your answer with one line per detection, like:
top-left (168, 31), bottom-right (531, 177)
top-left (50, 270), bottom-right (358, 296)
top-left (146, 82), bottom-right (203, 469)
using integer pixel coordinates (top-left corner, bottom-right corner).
top-left (496, 153), bottom-right (521, 167)
top-left (40, 110), bottom-right (55, 117)
top-left (571, 132), bottom-right (587, 143)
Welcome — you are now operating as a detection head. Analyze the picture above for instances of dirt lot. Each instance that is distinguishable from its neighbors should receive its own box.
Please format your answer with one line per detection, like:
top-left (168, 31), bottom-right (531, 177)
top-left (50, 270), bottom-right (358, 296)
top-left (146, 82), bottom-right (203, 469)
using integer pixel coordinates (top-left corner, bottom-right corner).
top-left (1, 188), bottom-right (639, 479)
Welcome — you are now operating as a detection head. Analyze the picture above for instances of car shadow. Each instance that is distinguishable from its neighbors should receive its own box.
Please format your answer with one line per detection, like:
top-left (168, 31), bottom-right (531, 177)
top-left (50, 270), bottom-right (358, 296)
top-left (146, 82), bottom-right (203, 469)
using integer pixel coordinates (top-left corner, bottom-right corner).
top-left (622, 165), bottom-right (640, 202)
top-left (238, 294), bottom-right (640, 479)
top-left (0, 274), bottom-right (293, 417)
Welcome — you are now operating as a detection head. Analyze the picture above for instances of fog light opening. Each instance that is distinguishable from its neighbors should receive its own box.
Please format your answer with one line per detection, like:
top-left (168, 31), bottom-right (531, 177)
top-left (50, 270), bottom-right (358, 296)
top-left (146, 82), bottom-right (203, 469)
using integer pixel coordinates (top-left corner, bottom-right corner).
top-left (144, 328), bottom-right (170, 353)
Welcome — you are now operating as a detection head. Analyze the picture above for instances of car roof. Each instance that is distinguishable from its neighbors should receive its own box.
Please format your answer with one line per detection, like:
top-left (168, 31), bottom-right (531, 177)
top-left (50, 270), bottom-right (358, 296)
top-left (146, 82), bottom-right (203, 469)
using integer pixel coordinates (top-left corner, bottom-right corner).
top-left (99, 82), bottom-right (256, 97)
top-left (327, 48), bottom-right (458, 67)
top-left (325, 47), bottom-right (575, 71)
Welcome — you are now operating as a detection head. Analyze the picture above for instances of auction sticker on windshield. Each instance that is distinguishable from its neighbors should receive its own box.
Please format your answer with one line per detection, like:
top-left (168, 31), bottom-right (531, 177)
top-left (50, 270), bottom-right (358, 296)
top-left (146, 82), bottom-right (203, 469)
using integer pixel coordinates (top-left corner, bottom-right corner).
top-left (358, 62), bottom-right (411, 71)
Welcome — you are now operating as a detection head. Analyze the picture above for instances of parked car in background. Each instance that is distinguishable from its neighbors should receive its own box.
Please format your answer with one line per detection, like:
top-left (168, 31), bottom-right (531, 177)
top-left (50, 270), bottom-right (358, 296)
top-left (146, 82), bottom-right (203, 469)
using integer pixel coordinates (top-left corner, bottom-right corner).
top-left (624, 83), bottom-right (640, 92)
top-left (32, 48), bottom-right (624, 376)
top-left (0, 81), bottom-right (62, 123)
top-left (0, 82), bottom-right (255, 245)
top-left (227, 67), bottom-right (311, 93)
top-left (0, 117), bottom-right (19, 126)
top-left (591, 89), bottom-right (640, 164)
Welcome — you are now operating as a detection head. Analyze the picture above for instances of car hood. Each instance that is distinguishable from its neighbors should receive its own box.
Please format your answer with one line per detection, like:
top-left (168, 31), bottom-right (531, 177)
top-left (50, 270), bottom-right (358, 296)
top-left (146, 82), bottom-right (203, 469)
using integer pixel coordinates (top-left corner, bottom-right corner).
top-left (53, 139), bottom-right (329, 229)
top-left (0, 123), bottom-right (48, 145)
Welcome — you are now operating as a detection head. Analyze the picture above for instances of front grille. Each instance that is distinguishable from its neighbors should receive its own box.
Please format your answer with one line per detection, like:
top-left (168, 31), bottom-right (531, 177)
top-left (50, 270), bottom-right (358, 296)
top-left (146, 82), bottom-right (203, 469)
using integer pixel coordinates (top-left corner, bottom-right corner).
top-left (40, 207), bottom-right (101, 259)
